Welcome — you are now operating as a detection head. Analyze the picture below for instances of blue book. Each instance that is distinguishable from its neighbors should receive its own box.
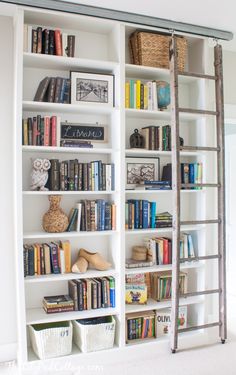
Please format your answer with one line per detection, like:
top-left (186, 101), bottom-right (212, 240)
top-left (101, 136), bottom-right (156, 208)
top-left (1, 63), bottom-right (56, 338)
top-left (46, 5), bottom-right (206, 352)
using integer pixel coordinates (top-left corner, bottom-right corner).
top-left (142, 200), bottom-right (149, 229)
top-left (59, 78), bottom-right (67, 103)
top-left (108, 277), bottom-right (115, 307)
top-left (134, 200), bottom-right (139, 229)
top-left (100, 199), bottom-right (105, 231)
top-left (189, 163), bottom-right (195, 184)
top-left (96, 200), bottom-right (101, 231)
top-left (144, 180), bottom-right (170, 185)
top-left (104, 202), bottom-right (110, 230)
top-left (111, 163), bottom-right (115, 191)
top-left (150, 201), bottom-right (156, 228)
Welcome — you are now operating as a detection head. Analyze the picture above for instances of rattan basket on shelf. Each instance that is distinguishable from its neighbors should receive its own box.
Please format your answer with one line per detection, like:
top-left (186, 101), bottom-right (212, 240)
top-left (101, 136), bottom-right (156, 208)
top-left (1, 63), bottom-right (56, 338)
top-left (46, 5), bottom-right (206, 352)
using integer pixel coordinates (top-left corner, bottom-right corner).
top-left (129, 31), bottom-right (187, 71)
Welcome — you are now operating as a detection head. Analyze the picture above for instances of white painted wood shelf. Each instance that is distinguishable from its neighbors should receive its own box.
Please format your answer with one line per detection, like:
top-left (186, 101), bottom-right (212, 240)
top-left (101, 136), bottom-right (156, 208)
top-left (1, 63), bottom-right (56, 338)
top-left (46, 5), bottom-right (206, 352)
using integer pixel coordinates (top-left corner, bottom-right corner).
top-left (125, 108), bottom-right (215, 120)
top-left (23, 230), bottom-right (117, 239)
top-left (23, 190), bottom-right (117, 196)
top-left (23, 101), bottom-right (119, 114)
top-left (125, 261), bottom-right (203, 275)
top-left (125, 225), bottom-right (205, 235)
top-left (22, 146), bottom-right (114, 154)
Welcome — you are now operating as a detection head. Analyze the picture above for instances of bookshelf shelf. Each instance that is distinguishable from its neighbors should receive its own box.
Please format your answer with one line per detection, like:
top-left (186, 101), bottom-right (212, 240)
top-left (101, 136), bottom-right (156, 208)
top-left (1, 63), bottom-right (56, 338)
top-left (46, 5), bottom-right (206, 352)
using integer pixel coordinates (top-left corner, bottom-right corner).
top-left (22, 101), bottom-right (119, 115)
top-left (23, 230), bottom-right (117, 239)
top-left (23, 52), bottom-right (119, 73)
top-left (13, 4), bottom-right (217, 365)
top-left (24, 269), bottom-right (117, 283)
top-left (125, 296), bottom-right (204, 314)
top-left (125, 261), bottom-right (203, 275)
top-left (26, 307), bottom-right (118, 325)
top-left (23, 190), bottom-right (117, 196)
top-left (22, 146), bottom-right (114, 154)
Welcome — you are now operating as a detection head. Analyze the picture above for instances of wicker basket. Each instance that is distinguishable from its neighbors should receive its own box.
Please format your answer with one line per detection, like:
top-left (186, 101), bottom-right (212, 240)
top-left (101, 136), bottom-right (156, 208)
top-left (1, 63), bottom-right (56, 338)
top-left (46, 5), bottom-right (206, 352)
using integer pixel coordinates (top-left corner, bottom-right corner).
top-left (129, 31), bottom-right (187, 71)
top-left (29, 321), bottom-right (73, 360)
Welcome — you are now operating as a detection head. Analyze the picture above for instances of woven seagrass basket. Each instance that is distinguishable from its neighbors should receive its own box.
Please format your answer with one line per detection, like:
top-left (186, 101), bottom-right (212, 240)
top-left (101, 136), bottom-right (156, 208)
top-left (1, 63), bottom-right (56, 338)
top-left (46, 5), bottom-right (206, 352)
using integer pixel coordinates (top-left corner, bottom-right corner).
top-left (129, 31), bottom-right (187, 71)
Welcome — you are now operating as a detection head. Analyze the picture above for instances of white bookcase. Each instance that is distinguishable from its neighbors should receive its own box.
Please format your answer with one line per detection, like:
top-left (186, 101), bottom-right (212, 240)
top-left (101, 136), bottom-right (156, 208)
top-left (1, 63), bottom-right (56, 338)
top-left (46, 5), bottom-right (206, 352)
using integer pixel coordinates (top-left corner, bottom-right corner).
top-left (13, 4), bottom-right (218, 365)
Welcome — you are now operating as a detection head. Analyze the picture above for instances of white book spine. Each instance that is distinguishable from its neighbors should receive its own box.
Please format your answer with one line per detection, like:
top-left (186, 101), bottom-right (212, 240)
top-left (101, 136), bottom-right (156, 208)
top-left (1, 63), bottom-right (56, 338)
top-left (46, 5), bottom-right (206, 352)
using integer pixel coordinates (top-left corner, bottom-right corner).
top-left (152, 81), bottom-right (157, 111)
top-left (27, 25), bottom-right (32, 53)
top-left (76, 203), bottom-right (82, 232)
top-left (106, 164), bottom-right (112, 192)
top-left (147, 81), bottom-right (152, 110)
top-left (23, 24), bottom-right (28, 53)
top-left (159, 126), bottom-right (163, 151)
top-left (56, 116), bottom-right (61, 147)
top-left (59, 249), bottom-right (65, 274)
top-left (62, 33), bottom-right (68, 57)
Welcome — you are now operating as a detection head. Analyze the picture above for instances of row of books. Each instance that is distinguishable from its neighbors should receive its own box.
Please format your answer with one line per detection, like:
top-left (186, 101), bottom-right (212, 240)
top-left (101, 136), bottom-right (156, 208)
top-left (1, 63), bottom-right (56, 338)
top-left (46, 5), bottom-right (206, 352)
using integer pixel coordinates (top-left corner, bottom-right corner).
top-left (24, 25), bottom-right (75, 57)
top-left (181, 162), bottom-right (203, 188)
top-left (22, 115), bottom-right (59, 146)
top-left (67, 200), bottom-right (116, 232)
top-left (68, 277), bottom-right (115, 311)
top-left (34, 76), bottom-right (70, 103)
top-left (48, 159), bottom-right (115, 192)
top-left (125, 80), bottom-right (164, 111)
top-left (140, 125), bottom-right (171, 151)
top-left (125, 200), bottom-right (172, 230)
top-left (23, 241), bottom-right (71, 277)
top-left (150, 271), bottom-right (187, 301)
top-left (126, 311), bottom-right (156, 341)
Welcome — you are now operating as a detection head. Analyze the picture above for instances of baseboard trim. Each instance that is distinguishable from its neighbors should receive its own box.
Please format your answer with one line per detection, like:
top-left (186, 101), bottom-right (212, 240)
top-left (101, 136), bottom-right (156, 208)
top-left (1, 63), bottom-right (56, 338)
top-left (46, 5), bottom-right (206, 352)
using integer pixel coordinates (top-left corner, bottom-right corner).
top-left (0, 343), bottom-right (17, 363)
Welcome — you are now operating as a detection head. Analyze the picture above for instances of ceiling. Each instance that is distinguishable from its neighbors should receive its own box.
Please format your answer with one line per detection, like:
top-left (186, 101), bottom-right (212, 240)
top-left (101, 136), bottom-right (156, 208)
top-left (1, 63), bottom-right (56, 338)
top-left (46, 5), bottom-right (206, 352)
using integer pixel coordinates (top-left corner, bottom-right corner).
top-left (59, 0), bottom-right (236, 50)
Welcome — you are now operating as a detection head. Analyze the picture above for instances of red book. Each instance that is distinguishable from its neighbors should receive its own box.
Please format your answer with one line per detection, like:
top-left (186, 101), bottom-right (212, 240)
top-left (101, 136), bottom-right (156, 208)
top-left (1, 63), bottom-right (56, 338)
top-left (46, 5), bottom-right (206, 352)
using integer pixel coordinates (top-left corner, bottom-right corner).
top-left (168, 239), bottom-right (172, 264)
top-left (44, 116), bottom-right (50, 146)
top-left (163, 238), bottom-right (169, 264)
top-left (51, 116), bottom-right (57, 146)
top-left (54, 29), bottom-right (62, 56)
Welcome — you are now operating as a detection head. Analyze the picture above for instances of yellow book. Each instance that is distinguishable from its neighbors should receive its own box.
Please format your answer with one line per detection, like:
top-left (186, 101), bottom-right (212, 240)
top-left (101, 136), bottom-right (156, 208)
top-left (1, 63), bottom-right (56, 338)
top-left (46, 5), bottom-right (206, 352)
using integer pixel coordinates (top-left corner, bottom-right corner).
top-left (125, 284), bottom-right (147, 304)
top-left (144, 84), bottom-right (148, 110)
top-left (23, 119), bottom-right (28, 145)
top-left (125, 82), bottom-right (130, 108)
top-left (60, 240), bottom-right (71, 273)
top-left (136, 80), bottom-right (141, 109)
top-left (33, 244), bottom-right (38, 275)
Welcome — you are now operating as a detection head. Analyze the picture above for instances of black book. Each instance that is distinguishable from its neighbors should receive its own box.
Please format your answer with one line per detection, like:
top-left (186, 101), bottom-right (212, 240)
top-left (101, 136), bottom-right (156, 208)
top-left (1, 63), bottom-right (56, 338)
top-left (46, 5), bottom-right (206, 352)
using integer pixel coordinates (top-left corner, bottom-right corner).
top-left (68, 160), bottom-right (75, 191)
top-left (162, 163), bottom-right (172, 186)
top-left (75, 279), bottom-right (84, 311)
top-left (63, 78), bottom-right (71, 104)
top-left (54, 77), bottom-right (63, 103)
top-left (49, 159), bottom-right (60, 191)
top-left (36, 115), bottom-right (41, 146)
top-left (74, 159), bottom-right (79, 191)
top-left (40, 117), bottom-right (44, 146)
top-left (32, 29), bottom-right (37, 53)
top-left (47, 77), bottom-right (56, 102)
top-left (28, 246), bottom-right (35, 276)
top-left (49, 30), bottom-right (55, 55)
top-left (67, 35), bottom-right (75, 57)
top-left (42, 29), bottom-right (49, 54)
top-left (34, 76), bottom-right (51, 102)
top-left (37, 27), bottom-right (42, 54)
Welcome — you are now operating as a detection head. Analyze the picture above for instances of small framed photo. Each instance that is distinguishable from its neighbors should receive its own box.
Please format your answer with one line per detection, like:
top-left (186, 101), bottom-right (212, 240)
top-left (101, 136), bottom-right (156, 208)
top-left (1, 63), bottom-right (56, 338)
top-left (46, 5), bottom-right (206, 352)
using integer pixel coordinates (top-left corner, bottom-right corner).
top-left (70, 71), bottom-right (114, 107)
top-left (125, 157), bottom-right (160, 189)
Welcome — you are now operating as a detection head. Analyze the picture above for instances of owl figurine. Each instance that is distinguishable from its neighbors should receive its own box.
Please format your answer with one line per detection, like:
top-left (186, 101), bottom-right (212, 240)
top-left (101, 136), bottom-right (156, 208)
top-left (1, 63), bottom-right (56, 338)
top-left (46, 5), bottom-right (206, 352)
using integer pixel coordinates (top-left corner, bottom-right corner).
top-left (31, 158), bottom-right (51, 191)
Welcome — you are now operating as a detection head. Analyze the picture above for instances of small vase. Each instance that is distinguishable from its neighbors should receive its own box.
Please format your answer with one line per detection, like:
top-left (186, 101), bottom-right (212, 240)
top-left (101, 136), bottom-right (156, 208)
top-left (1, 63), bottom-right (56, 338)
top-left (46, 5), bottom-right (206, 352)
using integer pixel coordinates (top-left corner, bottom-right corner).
top-left (42, 195), bottom-right (69, 233)
top-left (156, 81), bottom-right (170, 111)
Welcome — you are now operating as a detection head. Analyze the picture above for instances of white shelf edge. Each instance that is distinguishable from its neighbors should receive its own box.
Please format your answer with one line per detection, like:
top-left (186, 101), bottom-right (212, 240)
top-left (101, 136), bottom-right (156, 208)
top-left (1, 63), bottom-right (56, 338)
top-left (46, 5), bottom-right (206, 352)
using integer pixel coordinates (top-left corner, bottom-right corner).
top-left (24, 269), bottom-right (117, 283)
top-left (125, 296), bottom-right (203, 314)
top-left (125, 189), bottom-right (204, 194)
top-left (23, 52), bottom-right (119, 72)
top-left (125, 261), bottom-right (203, 275)
top-left (22, 101), bottom-right (119, 114)
top-left (125, 149), bottom-right (203, 156)
top-left (22, 146), bottom-right (114, 154)
top-left (125, 225), bottom-right (205, 235)
top-left (23, 190), bottom-right (117, 196)
top-left (26, 307), bottom-right (118, 325)
top-left (23, 230), bottom-right (118, 239)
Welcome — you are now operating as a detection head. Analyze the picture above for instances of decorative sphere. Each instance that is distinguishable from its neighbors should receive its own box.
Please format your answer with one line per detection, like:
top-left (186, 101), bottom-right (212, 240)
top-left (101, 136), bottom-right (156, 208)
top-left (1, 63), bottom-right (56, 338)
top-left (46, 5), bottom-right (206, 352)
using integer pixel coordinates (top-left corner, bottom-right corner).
top-left (156, 81), bottom-right (170, 111)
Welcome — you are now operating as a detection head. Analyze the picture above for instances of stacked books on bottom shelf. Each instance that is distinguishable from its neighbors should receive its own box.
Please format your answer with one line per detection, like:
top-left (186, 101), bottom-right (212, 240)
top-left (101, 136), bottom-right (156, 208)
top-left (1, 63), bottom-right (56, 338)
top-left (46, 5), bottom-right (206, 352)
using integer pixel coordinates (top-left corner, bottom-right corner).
top-left (43, 295), bottom-right (74, 313)
top-left (68, 276), bottom-right (115, 311)
top-left (126, 310), bottom-right (156, 342)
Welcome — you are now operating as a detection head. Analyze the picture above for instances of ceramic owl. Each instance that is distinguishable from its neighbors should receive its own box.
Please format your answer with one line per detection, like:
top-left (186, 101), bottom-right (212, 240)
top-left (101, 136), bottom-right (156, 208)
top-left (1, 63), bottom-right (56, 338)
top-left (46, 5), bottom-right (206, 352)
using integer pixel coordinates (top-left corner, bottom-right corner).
top-left (31, 158), bottom-right (51, 191)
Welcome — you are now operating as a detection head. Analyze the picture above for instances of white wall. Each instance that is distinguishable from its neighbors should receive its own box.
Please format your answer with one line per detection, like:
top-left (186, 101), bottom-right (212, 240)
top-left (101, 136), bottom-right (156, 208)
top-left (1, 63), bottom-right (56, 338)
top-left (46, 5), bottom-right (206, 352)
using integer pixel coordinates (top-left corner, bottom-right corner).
top-left (0, 15), bottom-right (17, 362)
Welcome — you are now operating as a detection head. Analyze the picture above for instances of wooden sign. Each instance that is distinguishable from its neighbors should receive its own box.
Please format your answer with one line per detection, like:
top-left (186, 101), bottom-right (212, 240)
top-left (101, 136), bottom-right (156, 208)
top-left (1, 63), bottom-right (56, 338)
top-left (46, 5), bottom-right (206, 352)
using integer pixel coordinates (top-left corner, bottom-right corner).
top-left (60, 122), bottom-right (108, 143)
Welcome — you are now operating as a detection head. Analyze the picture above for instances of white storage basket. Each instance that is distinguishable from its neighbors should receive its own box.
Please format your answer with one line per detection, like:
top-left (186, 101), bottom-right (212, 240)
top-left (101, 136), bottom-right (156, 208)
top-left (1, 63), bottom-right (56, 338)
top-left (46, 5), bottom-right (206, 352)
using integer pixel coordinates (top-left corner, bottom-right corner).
top-left (73, 316), bottom-right (116, 353)
top-left (29, 321), bottom-right (73, 360)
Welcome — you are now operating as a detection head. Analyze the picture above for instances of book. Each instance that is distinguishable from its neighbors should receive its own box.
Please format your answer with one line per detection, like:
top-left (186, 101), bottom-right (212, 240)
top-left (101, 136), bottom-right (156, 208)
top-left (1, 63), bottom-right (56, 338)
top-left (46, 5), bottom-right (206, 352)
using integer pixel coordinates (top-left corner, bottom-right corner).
top-left (125, 284), bottom-right (147, 304)
top-left (60, 240), bottom-right (71, 273)
top-left (34, 76), bottom-right (51, 102)
top-left (54, 29), bottom-right (62, 56)
top-left (156, 306), bottom-right (187, 337)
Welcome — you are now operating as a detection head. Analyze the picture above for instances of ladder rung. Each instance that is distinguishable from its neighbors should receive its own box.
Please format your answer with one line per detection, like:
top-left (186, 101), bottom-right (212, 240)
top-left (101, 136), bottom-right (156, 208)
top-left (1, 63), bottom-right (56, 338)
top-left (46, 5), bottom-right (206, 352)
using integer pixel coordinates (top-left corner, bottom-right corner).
top-left (181, 183), bottom-right (220, 188)
top-left (181, 219), bottom-right (220, 225)
top-left (178, 322), bottom-right (220, 333)
top-left (180, 254), bottom-right (220, 262)
top-left (181, 289), bottom-right (220, 298)
top-left (178, 71), bottom-right (216, 80)
top-left (179, 108), bottom-right (218, 116)
top-left (180, 146), bottom-right (220, 152)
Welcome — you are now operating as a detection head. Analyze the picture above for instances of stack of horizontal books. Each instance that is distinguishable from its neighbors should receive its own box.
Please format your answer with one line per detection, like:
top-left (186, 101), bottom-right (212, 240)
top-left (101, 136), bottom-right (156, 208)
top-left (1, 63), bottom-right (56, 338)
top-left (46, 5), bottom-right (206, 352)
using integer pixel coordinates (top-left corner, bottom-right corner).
top-left (43, 295), bottom-right (74, 314)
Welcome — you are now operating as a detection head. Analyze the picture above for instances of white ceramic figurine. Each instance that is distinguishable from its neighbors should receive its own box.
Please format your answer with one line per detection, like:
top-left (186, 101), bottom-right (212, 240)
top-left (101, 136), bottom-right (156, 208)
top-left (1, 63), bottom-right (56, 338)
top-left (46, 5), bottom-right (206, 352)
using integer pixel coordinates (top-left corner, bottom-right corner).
top-left (30, 158), bottom-right (51, 191)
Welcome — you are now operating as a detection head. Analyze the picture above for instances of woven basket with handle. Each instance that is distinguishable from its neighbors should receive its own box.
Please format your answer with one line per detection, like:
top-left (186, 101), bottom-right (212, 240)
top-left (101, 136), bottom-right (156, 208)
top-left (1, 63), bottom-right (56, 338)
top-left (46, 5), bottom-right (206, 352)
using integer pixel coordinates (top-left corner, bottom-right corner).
top-left (129, 31), bottom-right (187, 71)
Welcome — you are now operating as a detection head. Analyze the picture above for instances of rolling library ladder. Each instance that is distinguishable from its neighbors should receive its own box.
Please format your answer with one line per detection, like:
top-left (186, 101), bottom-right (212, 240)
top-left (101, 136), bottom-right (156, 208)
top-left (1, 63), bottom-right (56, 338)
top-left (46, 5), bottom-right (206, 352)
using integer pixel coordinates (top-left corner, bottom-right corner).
top-left (169, 35), bottom-right (226, 353)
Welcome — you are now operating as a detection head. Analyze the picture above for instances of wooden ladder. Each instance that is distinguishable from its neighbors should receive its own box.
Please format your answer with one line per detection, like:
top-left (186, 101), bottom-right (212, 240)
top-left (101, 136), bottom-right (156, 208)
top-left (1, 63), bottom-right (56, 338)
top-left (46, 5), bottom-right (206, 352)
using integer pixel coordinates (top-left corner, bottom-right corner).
top-left (169, 35), bottom-right (227, 353)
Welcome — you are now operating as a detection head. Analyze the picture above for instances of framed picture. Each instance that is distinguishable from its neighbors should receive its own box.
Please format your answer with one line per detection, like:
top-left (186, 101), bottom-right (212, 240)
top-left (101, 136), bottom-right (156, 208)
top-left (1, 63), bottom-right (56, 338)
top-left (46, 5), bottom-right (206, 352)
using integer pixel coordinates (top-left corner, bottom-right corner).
top-left (70, 71), bottom-right (114, 107)
top-left (59, 122), bottom-right (108, 145)
top-left (125, 157), bottom-right (160, 189)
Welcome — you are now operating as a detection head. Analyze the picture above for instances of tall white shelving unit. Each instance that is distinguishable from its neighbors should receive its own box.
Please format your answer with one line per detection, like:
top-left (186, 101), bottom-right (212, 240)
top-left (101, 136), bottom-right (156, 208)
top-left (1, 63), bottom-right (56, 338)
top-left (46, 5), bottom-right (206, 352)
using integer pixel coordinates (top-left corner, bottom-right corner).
top-left (12, 4), bottom-right (219, 365)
